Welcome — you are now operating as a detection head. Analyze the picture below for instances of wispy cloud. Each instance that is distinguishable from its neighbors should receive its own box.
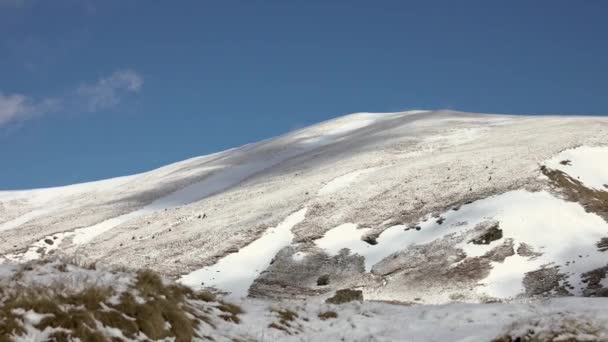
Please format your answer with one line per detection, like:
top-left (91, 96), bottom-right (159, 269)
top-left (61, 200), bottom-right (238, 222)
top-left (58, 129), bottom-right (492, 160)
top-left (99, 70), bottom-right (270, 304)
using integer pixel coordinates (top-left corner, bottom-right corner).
top-left (0, 69), bottom-right (143, 127)
top-left (0, 93), bottom-right (31, 125)
top-left (76, 69), bottom-right (143, 112)
top-left (0, 93), bottom-right (58, 125)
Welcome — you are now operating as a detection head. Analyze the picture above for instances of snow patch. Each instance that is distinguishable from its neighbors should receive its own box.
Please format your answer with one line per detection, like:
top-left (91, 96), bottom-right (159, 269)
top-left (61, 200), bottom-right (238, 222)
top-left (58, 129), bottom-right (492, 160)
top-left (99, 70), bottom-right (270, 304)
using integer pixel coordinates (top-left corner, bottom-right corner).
top-left (292, 252), bottom-right (308, 262)
top-left (315, 190), bottom-right (608, 298)
top-left (0, 208), bottom-right (54, 232)
top-left (545, 146), bottom-right (608, 190)
top-left (318, 168), bottom-right (377, 195)
top-left (179, 208), bottom-right (308, 298)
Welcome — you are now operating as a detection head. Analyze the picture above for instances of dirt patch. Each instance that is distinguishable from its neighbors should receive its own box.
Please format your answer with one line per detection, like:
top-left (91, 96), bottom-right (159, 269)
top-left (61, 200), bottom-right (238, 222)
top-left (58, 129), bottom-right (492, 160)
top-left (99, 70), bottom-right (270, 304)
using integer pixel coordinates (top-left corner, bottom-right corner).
top-left (445, 257), bottom-right (492, 283)
top-left (582, 266), bottom-right (608, 297)
top-left (542, 168), bottom-right (608, 222)
top-left (517, 243), bottom-right (543, 259)
top-left (249, 247), bottom-right (371, 300)
top-left (483, 238), bottom-right (515, 262)
top-left (522, 266), bottom-right (570, 297)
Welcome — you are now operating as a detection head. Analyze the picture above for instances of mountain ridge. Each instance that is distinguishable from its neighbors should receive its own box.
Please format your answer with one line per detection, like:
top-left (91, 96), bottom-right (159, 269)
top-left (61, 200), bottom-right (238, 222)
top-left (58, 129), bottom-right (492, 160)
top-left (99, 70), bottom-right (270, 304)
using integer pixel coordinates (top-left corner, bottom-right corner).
top-left (1, 110), bottom-right (608, 306)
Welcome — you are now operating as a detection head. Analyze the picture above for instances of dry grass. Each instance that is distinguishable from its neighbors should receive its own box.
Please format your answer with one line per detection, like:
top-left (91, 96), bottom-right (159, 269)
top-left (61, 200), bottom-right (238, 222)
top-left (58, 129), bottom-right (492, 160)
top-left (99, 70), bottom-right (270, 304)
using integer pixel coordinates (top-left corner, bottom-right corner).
top-left (493, 315), bottom-right (604, 342)
top-left (0, 263), bottom-right (242, 342)
top-left (326, 289), bottom-right (363, 304)
top-left (217, 301), bottom-right (244, 323)
top-left (268, 308), bottom-right (300, 335)
top-left (318, 311), bottom-right (338, 320)
top-left (275, 309), bottom-right (298, 324)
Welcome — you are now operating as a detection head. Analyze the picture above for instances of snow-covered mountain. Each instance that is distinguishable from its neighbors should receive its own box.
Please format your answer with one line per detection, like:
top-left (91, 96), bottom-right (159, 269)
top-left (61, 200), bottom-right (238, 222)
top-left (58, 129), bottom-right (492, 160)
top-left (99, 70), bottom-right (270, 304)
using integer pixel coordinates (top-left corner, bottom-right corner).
top-left (2, 110), bottom-right (608, 308)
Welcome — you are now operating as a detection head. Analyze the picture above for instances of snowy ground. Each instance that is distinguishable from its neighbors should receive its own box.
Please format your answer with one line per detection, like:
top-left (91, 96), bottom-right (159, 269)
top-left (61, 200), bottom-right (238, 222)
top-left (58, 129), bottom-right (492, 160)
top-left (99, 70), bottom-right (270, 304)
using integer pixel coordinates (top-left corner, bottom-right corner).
top-left (1, 110), bottom-right (608, 306)
top-left (3, 260), bottom-right (608, 342)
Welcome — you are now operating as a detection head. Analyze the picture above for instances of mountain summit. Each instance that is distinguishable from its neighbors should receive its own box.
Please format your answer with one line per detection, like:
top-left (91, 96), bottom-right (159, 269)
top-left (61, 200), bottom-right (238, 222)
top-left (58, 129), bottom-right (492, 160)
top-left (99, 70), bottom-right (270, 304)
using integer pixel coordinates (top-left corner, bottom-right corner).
top-left (2, 110), bottom-right (608, 340)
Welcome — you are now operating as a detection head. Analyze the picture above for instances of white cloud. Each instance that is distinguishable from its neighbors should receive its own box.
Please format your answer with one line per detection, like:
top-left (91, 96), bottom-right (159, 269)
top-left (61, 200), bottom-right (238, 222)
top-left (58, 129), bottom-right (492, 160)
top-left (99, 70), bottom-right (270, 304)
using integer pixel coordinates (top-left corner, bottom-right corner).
top-left (0, 93), bottom-right (30, 125)
top-left (0, 69), bottom-right (143, 127)
top-left (0, 93), bottom-right (57, 125)
top-left (76, 69), bottom-right (143, 112)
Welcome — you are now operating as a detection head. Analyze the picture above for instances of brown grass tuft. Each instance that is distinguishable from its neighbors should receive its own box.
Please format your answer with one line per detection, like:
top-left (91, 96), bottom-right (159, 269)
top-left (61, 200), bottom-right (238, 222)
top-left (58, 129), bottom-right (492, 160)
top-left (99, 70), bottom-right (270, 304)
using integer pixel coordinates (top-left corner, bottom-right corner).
top-left (0, 263), bottom-right (239, 342)
top-left (326, 289), bottom-right (363, 304)
top-left (318, 311), bottom-right (338, 320)
top-left (217, 301), bottom-right (243, 323)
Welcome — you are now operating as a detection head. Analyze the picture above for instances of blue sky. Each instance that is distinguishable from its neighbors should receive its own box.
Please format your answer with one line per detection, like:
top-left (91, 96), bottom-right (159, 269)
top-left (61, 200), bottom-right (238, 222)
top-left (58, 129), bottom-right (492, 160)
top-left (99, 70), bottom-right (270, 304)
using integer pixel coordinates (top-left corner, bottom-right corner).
top-left (1, 0), bottom-right (607, 190)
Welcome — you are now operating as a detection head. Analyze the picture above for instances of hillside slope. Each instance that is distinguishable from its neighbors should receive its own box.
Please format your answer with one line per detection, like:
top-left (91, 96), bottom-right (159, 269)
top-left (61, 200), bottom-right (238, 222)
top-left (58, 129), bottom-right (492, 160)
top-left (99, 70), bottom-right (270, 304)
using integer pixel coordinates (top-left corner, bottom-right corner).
top-left (1, 110), bottom-right (608, 305)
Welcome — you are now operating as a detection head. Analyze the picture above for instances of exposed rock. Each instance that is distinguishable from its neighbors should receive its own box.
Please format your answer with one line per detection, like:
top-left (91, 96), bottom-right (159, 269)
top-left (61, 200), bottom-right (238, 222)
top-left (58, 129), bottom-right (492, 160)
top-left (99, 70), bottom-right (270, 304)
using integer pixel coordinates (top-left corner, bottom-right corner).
top-left (582, 266), bottom-right (608, 297)
top-left (523, 266), bottom-right (569, 297)
top-left (483, 238), bottom-right (515, 262)
top-left (517, 243), bottom-right (542, 259)
top-left (317, 274), bottom-right (330, 286)
top-left (469, 221), bottom-right (502, 245)
top-left (597, 238), bottom-right (608, 252)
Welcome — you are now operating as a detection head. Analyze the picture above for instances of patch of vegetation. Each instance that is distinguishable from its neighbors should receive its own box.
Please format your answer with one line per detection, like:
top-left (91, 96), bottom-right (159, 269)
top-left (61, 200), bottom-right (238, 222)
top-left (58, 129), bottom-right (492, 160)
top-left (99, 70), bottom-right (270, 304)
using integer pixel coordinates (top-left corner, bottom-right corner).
top-left (268, 308), bottom-right (300, 335)
top-left (275, 309), bottom-right (298, 323)
top-left (318, 311), bottom-right (338, 320)
top-left (0, 262), bottom-right (240, 342)
top-left (493, 315), bottom-right (604, 342)
top-left (217, 301), bottom-right (244, 323)
top-left (326, 289), bottom-right (363, 304)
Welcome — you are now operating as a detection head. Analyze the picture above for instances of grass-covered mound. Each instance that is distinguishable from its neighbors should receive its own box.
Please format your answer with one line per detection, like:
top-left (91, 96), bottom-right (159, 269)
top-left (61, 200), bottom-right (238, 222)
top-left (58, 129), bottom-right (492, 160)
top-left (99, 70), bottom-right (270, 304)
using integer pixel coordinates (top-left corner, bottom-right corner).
top-left (0, 260), bottom-right (242, 341)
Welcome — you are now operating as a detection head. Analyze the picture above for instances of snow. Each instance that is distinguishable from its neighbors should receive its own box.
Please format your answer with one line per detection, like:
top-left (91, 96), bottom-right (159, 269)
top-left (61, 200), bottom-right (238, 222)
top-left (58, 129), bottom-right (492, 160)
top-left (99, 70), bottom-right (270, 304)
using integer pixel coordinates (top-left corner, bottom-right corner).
top-left (179, 208), bottom-right (307, 297)
top-left (318, 168), bottom-right (377, 195)
top-left (2, 110), bottom-right (608, 308)
top-left (221, 297), bottom-right (608, 342)
top-left (0, 174), bottom-right (138, 203)
top-left (6, 262), bottom-right (608, 341)
top-left (315, 190), bottom-right (608, 298)
top-left (481, 254), bottom-right (539, 298)
top-left (292, 251), bottom-right (307, 262)
top-left (21, 310), bottom-right (51, 325)
top-left (545, 145), bottom-right (608, 190)
top-left (315, 223), bottom-right (372, 269)
top-left (45, 113), bottom-right (401, 247)
top-left (0, 208), bottom-right (54, 232)
top-left (315, 215), bottom-right (459, 272)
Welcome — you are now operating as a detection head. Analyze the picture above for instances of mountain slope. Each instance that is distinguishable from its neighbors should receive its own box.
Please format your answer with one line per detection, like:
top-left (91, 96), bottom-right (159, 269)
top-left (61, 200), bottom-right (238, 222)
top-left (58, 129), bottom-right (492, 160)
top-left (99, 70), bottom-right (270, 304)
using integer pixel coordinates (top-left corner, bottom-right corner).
top-left (1, 110), bottom-right (608, 305)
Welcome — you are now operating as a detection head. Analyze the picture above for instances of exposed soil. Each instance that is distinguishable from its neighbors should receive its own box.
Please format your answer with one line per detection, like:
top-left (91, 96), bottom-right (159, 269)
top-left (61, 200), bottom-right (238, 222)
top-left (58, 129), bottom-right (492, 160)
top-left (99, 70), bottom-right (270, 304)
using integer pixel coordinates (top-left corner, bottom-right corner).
top-left (542, 168), bottom-right (608, 222)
